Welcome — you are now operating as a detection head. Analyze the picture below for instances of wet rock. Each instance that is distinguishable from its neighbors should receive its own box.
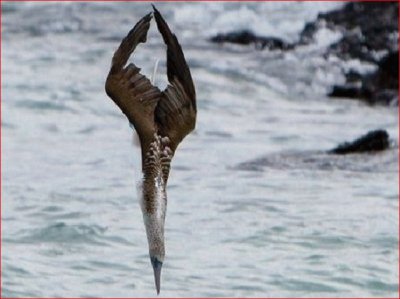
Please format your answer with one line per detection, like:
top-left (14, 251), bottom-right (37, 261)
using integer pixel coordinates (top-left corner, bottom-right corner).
top-left (210, 30), bottom-right (293, 50)
top-left (367, 51), bottom-right (399, 91)
top-left (298, 2), bottom-right (398, 105)
top-left (236, 146), bottom-right (397, 172)
top-left (329, 51), bottom-right (398, 106)
top-left (300, 2), bottom-right (398, 62)
top-left (329, 84), bottom-right (364, 99)
top-left (368, 89), bottom-right (398, 106)
top-left (298, 21), bottom-right (320, 45)
top-left (329, 130), bottom-right (390, 155)
top-left (209, 3), bottom-right (398, 106)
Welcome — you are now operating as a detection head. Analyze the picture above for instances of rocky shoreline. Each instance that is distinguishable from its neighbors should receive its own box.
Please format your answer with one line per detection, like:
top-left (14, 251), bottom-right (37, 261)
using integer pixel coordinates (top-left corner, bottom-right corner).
top-left (329, 129), bottom-right (390, 154)
top-left (210, 30), bottom-right (293, 51)
top-left (210, 2), bottom-right (398, 106)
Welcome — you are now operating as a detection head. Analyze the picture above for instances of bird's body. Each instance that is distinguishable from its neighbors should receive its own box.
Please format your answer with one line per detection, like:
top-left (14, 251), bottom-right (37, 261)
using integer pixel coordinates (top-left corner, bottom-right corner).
top-left (105, 6), bottom-right (196, 294)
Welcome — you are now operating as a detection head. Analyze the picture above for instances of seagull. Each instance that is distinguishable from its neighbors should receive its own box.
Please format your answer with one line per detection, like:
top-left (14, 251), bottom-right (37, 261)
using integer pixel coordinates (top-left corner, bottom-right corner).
top-left (105, 5), bottom-right (196, 295)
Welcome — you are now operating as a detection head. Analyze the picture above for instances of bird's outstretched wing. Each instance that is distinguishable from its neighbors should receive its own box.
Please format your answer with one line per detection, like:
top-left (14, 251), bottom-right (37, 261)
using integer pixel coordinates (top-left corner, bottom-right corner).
top-left (153, 5), bottom-right (197, 154)
top-left (105, 8), bottom-right (197, 159)
top-left (105, 13), bottom-right (161, 156)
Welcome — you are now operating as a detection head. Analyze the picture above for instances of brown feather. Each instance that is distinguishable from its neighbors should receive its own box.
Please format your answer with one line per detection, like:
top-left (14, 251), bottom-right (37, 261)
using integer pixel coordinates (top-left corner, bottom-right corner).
top-left (153, 5), bottom-right (197, 154)
top-left (105, 8), bottom-right (196, 179)
top-left (105, 8), bottom-right (196, 294)
top-left (105, 13), bottom-right (161, 162)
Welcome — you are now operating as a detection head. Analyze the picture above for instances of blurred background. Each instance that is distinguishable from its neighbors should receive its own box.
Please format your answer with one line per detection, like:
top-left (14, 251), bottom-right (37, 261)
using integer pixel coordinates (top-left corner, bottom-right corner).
top-left (2, 1), bottom-right (398, 297)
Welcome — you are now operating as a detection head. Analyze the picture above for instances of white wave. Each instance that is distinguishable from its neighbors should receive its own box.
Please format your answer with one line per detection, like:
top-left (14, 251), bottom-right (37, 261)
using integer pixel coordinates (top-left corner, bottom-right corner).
top-left (313, 26), bottom-right (343, 49)
top-left (342, 59), bottom-right (377, 75)
top-left (174, 2), bottom-right (344, 41)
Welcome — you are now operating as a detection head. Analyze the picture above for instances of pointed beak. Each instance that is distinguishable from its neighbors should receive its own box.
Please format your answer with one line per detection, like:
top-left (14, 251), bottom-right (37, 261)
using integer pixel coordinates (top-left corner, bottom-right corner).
top-left (150, 256), bottom-right (163, 295)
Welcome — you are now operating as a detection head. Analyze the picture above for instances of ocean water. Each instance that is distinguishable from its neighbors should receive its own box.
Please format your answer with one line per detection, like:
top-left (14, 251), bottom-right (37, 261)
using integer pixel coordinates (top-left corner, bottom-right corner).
top-left (2, 2), bottom-right (398, 297)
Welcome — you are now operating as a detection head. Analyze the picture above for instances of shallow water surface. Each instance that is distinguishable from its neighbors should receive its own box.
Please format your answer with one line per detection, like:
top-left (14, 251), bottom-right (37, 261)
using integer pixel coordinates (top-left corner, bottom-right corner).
top-left (2, 2), bottom-right (398, 297)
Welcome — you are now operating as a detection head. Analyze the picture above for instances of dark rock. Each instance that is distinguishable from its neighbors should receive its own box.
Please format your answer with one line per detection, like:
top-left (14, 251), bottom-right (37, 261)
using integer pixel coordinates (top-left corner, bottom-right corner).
top-left (209, 2), bottom-right (398, 106)
top-left (372, 51), bottom-right (398, 90)
top-left (210, 30), bottom-right (294, 51)
top-left (327, 33), bottom-right (377, 63)
top-left (298, 21), bottom-right (320, 45)
top-left (297, 2), bottom-right (398, 106)
top-left (328, 51), bottom-right (399, 105)
top-left (368, 89), bottom-right (398, 106)
top-left (327, 3), bottom-right (398, 60)
top-left (329, 84), bottom-right (364, 99)
top-left (300, 2), bottom-right (399, 62)
top-left (329, 130), bottom-right (390, 154)
top-left (345, 70), bottom-right (364, 83)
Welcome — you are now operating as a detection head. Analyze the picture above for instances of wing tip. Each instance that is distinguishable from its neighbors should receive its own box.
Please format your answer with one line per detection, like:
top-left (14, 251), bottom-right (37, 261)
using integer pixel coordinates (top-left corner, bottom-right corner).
top-left (151, 4), bottom-right (162, 18)
top-left (152, 4), bottom-right (172, 39)
top-left (135, 12), bottom-right (153, 43)
top-left (143, 11), bottom-right (153, 24)
top-left (110, 12), bottom-right (153, 73)
top-left (151, 4), bottom-right (196, 108)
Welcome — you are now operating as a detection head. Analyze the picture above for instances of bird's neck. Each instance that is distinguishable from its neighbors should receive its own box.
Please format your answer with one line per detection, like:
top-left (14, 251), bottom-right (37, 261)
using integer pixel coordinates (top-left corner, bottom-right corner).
top-left (137, 134), bottom-right (171, 260)
top-left (140, 172), bottom-right (166, 258)
top-left (141, 162), bottom-right (167, 218)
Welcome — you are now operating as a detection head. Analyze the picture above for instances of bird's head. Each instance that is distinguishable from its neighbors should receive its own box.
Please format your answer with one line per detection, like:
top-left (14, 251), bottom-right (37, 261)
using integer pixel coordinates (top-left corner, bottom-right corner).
top-left (143, 212), bottom-right (165, 295)
top-left (150, 254), bottom-right (163, 295)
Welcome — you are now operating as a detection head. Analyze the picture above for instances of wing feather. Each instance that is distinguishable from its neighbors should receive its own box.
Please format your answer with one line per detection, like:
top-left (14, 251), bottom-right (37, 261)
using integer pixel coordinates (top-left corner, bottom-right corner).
top-left (105, 8), bottom-right (197, 173)
top-left (105, 14), bottom-right (161, 157)
top-left (152, 5), bottom-right (197, 153)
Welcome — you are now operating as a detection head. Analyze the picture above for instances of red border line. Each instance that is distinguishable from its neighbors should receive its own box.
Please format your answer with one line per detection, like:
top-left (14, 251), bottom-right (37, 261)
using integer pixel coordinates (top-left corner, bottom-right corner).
top-left (1, 0), bottom-right (399, 2)
top-left (0, 0), bottom-right (2, 297)
top-left (0, 1), bottom-right (399, 299)
top-left (397, 1), bottom-right (400, 298)
top-left (1, 1), bottom-right (3, 298)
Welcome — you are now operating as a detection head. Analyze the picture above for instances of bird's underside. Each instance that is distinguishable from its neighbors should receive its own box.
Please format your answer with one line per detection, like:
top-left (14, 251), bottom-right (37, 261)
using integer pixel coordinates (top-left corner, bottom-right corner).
top-left (105, 5), bottom-right (196, 295)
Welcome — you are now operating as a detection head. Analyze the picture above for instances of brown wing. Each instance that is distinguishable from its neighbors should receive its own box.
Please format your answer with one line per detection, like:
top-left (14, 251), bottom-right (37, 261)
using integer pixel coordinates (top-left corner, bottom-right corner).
top-left (105, 13), bottom-right (161, 157)
top-left (152, 5), bottom-right (197, 153)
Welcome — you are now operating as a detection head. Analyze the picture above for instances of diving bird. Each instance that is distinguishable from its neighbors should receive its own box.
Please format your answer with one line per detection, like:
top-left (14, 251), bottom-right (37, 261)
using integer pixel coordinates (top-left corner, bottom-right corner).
top-left (105, 6), bottom-right (196, 295)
